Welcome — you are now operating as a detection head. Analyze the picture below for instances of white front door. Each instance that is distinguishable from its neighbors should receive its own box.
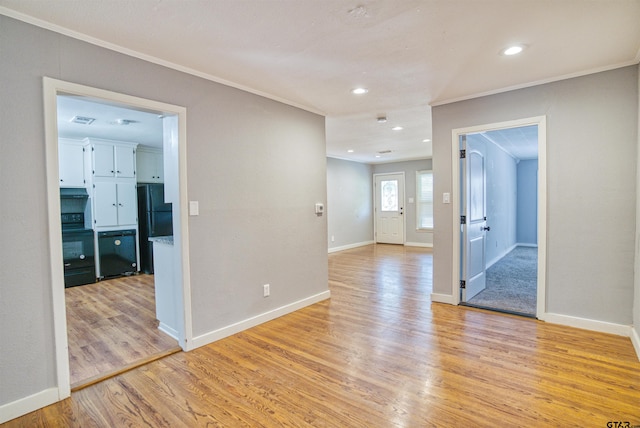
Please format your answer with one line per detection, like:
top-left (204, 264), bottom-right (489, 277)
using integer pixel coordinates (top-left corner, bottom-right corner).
top-left (375, 173), bottom-right (405, 244)
top-left (461, 136), bottom-right (488, 301)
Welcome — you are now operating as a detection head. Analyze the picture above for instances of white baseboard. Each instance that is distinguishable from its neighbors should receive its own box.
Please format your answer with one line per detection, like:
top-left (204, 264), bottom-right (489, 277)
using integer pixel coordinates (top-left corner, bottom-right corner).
top-left (159, 323), bottom-right (179, 341)
top-left (486, 243), bottom-right (517, 270)
top-left (516, 242), bottom-right (538, 248)
top-left (486, 243), bottom-right (538, 269)
top-left (0, 387), bottom-right (59, 424)
top-left (430, 293), bottom-right (456, 305)
top-left (543, 312), bottom-right (632, 337)
top-left (328, 241), bottom-right (374, 253)
top-left (631, 326), bottom-right (640, 361)
top-left (405, 242), bottom-right (433, 248)
top-left (190, 290), bottom-right (331, 350)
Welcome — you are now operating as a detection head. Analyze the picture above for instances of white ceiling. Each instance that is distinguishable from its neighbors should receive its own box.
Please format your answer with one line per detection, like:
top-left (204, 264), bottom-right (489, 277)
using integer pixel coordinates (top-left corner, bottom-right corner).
top-left (2, 0), bottom-right (639, 163)
top-left (478, 125), bottom-right (539, 160)
top-left (57, 95), bottom-right (164, 147)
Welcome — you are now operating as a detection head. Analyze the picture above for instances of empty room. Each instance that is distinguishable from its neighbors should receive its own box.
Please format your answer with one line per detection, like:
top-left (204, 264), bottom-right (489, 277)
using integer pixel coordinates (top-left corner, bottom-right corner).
top-left (1, 1), bottom-right (639, 426)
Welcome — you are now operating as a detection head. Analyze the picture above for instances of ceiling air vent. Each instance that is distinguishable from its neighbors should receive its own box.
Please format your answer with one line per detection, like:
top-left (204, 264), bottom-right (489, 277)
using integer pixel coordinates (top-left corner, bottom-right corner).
top-left (70, 115), bottom-right (95, 125)
top-left (378, 150), bottom-right (392, 154)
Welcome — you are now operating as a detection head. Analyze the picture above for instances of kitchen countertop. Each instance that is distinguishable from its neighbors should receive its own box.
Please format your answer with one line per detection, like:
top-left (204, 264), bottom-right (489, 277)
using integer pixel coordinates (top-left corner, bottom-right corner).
top-left (149, 235), bottom-right (173, 245)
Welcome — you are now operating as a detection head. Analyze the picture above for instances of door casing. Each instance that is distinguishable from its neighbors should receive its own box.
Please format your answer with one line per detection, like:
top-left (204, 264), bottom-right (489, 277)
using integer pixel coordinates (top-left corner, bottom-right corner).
top-left (43, 77), bottom-right (193, 400)
top-left (450, 116), bottom-right (547, 320)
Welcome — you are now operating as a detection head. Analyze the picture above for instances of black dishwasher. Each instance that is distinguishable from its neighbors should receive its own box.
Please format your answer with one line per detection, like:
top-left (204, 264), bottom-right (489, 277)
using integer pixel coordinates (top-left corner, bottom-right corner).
top-left (98, 229), bottom-right (137, 279)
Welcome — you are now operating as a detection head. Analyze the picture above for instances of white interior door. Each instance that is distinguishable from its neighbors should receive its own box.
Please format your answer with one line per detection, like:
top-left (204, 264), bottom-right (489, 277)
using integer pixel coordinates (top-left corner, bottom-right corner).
top-left (461, 136), bottom-right (488, 301)
top-left (375, 173), bottom-right (405, 244)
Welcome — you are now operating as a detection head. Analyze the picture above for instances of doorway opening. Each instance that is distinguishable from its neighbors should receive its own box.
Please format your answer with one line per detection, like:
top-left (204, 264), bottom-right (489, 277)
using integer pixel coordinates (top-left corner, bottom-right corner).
top-left (452, 117), bottom-right (547, 319)
top-left (43, 78), bottom-right (192, 398)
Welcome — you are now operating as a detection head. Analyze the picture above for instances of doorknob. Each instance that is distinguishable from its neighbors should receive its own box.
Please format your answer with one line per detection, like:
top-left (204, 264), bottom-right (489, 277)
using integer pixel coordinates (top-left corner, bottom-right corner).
top-left (482, 226), bottom-right (491, 231)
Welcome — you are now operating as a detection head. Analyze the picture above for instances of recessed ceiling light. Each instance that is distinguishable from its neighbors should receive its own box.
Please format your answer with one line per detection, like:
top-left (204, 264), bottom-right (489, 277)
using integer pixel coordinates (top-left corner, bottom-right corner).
top-left (375, 155), bottom-right (381, 158)
top-left (502, 45), bottom-right (524, 56)
top-left (423, 139), bottom-right (431, 142)
top-left (392, 126), bottom-right (403, 131)
top-left (377, 116), bottom-right (387, 123)
top-left (351, 87), bottom-right (368, 95)
top-left (347, 149), bottom-right (354, 153)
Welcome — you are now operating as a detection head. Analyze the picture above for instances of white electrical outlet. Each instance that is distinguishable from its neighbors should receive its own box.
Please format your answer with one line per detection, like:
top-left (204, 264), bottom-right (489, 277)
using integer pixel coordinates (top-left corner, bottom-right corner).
top-left (331, 235), bottom-right (335, 242)
top-left (263, 283), bottom-right (270, 297)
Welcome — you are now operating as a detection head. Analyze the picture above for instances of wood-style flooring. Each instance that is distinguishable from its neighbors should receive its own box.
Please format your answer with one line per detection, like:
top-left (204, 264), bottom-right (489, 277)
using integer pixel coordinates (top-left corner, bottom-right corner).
top-left (5, 244), bottom-right (640, 426)
top-left (65, 274), bottom-right (180, 389)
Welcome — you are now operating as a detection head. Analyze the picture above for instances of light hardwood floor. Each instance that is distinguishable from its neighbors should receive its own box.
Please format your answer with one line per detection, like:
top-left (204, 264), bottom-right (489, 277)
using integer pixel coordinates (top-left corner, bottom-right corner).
top-left (5, 244), bottom-right (640, 426)
top-left (65, 274), bottom-right (180, 389)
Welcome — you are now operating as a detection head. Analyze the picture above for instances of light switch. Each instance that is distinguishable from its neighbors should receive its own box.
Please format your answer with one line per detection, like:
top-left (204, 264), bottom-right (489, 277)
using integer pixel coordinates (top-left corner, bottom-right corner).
top-left (189, 200), bottom-right (199, 216)
top-left (443, 193), bottom-right (451, 204)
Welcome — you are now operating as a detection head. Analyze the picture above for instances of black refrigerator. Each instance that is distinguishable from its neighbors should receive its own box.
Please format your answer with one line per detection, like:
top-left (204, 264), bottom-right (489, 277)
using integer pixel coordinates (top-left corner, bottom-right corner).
top-left (137, 184), bottom-right (173, 274)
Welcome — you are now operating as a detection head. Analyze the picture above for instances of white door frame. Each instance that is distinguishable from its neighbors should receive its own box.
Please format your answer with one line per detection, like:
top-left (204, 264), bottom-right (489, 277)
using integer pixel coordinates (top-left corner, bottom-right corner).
top-left (373, 172), bottom-right (406, 244)
top-left (43, 77), bottom-right (193, 400)
top-left (450, 116), bottom-right (547, 320)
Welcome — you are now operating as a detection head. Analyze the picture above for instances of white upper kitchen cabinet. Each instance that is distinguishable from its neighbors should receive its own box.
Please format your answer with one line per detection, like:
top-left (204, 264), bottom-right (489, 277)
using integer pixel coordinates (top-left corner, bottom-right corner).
top-left (93, 182), bottom-right (137, 227)
top-left (87, 139), bottom-right (137, 179)
top-left (136, 148), bottom-right (163, 183)
top-left (58, 139), bottom-right (86, 187)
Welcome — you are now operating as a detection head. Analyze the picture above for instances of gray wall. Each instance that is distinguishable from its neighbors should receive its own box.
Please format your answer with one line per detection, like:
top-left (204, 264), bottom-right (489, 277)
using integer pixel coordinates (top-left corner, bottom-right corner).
top-left (0, 16), bottom-right (328, 407)
top-left (517, 160), bottom-right (538, 246)
top-left (326, 157), bottom-right (373, 250)
top-left (373, 159), bottom-right (433, 245)
top-left (433, 66), bottom-right (638, 325)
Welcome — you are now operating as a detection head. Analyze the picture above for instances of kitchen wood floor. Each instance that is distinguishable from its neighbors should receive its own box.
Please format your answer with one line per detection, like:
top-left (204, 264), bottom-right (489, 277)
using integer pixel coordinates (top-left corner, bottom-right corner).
top-left (5, 244), bottom-right (640, 426)
top-left (65, 274), bottom-right (180, 389)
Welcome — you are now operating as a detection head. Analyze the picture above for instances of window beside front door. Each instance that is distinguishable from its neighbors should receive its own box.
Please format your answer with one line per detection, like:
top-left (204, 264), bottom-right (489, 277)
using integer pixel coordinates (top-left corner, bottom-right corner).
top-left (416, 170), bottom-right (433, 229)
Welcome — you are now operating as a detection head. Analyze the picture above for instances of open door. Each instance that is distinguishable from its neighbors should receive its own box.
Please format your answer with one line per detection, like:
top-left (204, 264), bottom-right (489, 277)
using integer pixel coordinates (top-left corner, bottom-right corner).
top-left (461, 135), bottom-right (489, 301)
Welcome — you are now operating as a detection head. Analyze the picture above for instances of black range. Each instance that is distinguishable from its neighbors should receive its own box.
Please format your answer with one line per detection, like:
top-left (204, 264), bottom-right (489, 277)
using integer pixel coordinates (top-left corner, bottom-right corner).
top-left (61, 211), bottom-right (96, 287)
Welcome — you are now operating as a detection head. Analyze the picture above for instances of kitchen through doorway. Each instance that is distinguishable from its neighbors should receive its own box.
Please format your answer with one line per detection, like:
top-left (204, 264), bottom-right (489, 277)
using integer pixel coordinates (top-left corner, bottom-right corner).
top-left (57, 94), bottom-right (179, 388)
top-left (44, 78), bottom-right (192, 395)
